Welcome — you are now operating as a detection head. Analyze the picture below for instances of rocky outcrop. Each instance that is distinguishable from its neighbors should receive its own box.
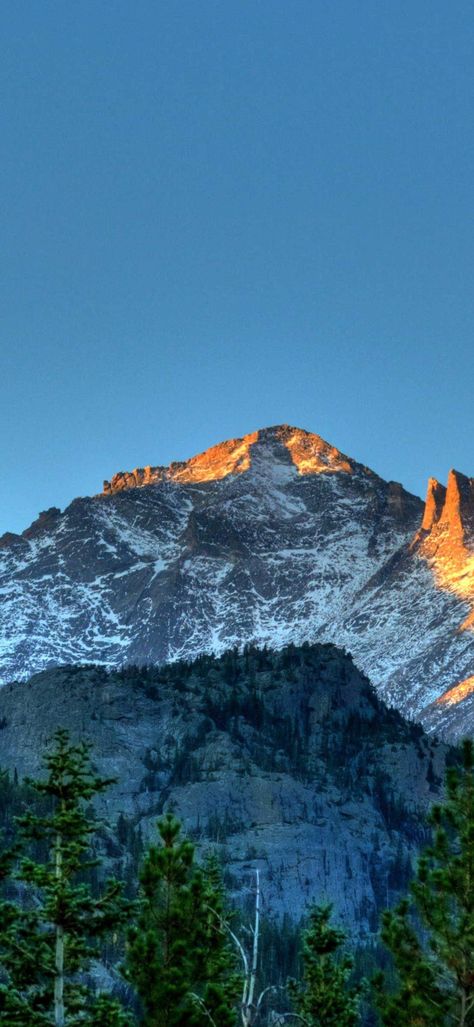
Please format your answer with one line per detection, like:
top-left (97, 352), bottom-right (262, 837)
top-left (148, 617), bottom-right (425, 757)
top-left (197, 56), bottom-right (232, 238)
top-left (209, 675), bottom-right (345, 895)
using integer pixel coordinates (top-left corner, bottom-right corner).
top-left (440, 470), bottom-right (474, 536)
top-left (413, 469), bottom-right (474, 635)
top-left (103, 466), bottom-right (167, 493)
top-left (0, 532), bottom-right (24, 548)
top-left (420, 478), bottom-right (447, 532)
top-left (418, 470), bottom-right (474, 543)
top-left (21, 507), bottom-right (62, 540)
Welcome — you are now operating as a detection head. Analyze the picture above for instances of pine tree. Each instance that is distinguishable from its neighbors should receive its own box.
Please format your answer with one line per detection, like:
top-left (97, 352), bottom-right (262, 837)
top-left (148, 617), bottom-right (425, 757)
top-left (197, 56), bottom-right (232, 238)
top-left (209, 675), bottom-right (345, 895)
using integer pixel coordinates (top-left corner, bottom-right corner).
top-left (198, 851), bottom-right (242, 1025)
top-left (0, 729), bottom-right (133, 1026)
top-left (374, 740), bottom-right (474, 1026)
top-left (89, 994), bottom-right (132, 1026)
top-left (0, 834), bottom-right (37, 1024)
top-left (288, 904), bottom-right (361, 1027)
top-left (124, 814), bottom-right (240, 1026)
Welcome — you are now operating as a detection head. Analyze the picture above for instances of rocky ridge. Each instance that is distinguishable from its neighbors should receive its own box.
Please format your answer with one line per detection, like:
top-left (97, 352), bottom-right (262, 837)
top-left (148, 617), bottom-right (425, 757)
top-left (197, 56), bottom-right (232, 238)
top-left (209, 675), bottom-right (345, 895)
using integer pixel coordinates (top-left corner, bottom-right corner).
top-left (0, 643), bottom-right (447, 937)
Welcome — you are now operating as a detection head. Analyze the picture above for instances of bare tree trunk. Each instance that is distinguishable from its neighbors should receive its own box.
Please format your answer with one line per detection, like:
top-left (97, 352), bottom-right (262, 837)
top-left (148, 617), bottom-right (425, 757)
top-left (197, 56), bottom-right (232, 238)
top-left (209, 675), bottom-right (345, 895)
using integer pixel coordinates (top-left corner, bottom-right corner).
top-left (54, 832), bottom-right (65, 1027)
top-left (216, 868), bottom-right (266, 1027)
top-left (248, 868), bottom-right (260, 1013)
top-left (242, 869), bottom-right (261, 1027)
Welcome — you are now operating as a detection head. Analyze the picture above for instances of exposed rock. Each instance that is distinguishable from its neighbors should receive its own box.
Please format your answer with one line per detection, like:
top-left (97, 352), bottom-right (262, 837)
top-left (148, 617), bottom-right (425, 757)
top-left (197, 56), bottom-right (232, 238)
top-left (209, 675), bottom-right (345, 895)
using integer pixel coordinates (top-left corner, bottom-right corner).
top-left (420, 675), bottom-right (474, 741)
top-left (0, 532), bottom-right (25, 548)
top-left (21, 507), bottom-right (62, 540)
top-left (102, 426), bottom-right (359, 493)
top-left (420, 478), bottom-right (447, 532)
top-left (440, 470), bottom-right (474, 536)
top-left (0, 644), bottom-right (448, 937)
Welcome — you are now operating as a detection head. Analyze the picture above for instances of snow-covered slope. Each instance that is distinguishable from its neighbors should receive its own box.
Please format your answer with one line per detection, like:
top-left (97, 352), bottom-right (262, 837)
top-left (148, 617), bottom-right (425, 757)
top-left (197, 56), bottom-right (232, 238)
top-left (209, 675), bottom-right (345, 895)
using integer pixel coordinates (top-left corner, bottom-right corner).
top-left (1, 424), bottom-right (474, 737)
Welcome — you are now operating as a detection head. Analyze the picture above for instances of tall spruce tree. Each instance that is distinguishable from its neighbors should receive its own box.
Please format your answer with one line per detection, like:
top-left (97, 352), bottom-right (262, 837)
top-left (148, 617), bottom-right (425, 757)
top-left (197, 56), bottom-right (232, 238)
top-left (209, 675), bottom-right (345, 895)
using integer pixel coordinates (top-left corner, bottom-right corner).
top-left (0, 729), bottom-right (132, 1026)
top-left (374, 739), bottom-right (474, 1027)
top-left (288, 904), bottom-right (361, 1027)
top-left (124, 813), bottom-right (240, 1027)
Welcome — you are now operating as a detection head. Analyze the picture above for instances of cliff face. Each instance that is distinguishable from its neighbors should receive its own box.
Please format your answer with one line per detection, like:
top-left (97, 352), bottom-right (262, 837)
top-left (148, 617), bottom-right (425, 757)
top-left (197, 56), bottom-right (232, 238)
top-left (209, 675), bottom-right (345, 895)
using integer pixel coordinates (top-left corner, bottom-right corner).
top-left (1, 424), bottom-right (474, 738)
top-left (0, 644), bottom-right (447, 938)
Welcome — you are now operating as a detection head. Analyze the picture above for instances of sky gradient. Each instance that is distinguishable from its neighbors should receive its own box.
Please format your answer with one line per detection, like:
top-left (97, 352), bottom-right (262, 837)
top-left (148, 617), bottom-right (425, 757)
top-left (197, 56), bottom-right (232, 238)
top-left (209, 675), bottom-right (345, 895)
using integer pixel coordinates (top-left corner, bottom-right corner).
top-left (1, 1), bottom-right (474, 535)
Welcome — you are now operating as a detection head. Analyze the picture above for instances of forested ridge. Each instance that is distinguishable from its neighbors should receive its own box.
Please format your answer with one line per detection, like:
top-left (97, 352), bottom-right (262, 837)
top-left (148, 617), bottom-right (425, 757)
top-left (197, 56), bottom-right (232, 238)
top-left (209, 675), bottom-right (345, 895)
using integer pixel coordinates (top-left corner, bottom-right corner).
top-left (0, 644), bottom-right (465, 1023)
top-left (0, 729), bottom-right (473, 1025)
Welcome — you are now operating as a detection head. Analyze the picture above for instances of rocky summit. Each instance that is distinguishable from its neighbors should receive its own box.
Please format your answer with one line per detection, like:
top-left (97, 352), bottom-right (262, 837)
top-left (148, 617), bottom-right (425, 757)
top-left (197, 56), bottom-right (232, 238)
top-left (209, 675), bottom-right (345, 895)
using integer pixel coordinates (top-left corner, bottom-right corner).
top-left (1, 424), bottom-right (474, 738)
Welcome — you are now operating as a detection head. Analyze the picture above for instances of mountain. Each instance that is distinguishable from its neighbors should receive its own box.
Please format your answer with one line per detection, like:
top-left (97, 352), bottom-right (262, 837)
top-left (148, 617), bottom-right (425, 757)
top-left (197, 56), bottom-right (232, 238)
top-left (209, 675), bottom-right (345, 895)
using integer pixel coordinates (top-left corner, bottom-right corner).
top-left (1, 424), bottom-right (474, 738)
top-left (0, 643), bottom-right (448, 936)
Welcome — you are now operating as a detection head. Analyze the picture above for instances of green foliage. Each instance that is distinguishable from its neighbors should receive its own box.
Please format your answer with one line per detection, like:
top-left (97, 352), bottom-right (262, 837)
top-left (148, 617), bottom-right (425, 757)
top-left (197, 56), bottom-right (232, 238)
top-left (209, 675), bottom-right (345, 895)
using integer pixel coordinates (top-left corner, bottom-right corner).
top-left (124, 814), bottom-right (240, 1027)
top-left (89, 993), bottom-right (134, 1026)
top-left (0, 729), bottom-right (131, 1026)
top-left (374, 739), bottom-right (474, 1026)
top-left (259, 914), bottom-right (301, 988)
top-left (288, 904), bottom-right (362, 1027)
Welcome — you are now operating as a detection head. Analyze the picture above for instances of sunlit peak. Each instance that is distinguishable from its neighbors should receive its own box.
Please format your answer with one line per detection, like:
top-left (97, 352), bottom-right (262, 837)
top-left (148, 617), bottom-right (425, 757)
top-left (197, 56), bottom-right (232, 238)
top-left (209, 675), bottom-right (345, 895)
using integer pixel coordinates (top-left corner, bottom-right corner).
top-left (102, 425), bottom-right (356, 494)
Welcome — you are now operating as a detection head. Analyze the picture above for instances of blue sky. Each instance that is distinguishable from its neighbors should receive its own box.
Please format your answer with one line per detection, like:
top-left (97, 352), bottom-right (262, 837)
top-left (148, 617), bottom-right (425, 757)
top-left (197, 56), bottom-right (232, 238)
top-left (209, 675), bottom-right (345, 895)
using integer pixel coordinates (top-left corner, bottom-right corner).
top-left (1, 1), bottom-right (473, 535)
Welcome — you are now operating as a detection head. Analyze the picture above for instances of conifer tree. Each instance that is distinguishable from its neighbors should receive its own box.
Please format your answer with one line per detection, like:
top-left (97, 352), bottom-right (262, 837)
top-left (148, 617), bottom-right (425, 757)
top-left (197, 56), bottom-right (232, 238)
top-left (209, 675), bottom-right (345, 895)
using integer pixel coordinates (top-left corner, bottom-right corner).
top-left (288, 904), bottom-right (361, 1027)
top-left (198, 851), bottom-right (242, 1025)
top-left (374, 740), bottom-right (474, 1026)
top-left (124, 813), bottom-right (240, 1026)
top-left (0, 729), bottom-right (132, 1026)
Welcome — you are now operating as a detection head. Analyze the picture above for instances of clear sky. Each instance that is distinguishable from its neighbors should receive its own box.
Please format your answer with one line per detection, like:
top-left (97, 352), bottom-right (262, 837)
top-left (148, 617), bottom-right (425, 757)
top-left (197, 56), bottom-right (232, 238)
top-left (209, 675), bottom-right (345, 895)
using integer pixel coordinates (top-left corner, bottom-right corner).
top-left (1, 1), bottom-right (474, 535)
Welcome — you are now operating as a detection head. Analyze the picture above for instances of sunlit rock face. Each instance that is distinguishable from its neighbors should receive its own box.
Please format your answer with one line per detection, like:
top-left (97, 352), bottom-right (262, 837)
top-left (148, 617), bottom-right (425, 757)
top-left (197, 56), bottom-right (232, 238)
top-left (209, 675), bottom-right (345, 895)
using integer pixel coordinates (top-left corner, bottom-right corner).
top-left (436, 675), bottom-right (474, 707)
top-left (420, 676), bottom-right (474, 741)
top-left (102, 426), bottom-right (359, 493)
top-left (415, 470), bottom-right (474, 630)
top-left (1, 423), bottom-right (474, 738)
top-left (102, 432), bottom-right (257, 491)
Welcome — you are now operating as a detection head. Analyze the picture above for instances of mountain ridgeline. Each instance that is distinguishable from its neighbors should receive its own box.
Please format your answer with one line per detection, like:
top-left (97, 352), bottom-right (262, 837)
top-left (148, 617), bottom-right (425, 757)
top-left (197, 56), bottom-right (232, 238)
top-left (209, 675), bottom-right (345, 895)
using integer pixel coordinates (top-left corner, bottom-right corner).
top-left (0, 643), bottom-right (448, 937)
top-left (1, 425), bottom-right (474, 738)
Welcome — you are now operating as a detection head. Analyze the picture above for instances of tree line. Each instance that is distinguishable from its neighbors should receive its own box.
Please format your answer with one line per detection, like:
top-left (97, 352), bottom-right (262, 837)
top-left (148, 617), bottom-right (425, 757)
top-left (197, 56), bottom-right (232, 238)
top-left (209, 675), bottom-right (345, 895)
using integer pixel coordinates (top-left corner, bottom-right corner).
top-left (0, 730), bottom-right (473, 1026)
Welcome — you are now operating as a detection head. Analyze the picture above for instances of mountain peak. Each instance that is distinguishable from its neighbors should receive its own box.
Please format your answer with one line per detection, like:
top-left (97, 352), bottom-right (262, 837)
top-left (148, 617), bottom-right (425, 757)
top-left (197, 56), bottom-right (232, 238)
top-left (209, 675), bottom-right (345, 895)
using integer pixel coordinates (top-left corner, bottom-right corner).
top-left (439, 469), bottom-right (474, 536)
top-left (4, 418), bottom-right (474, 740)
top-left (102, 425), bottom-right (357, 495)
top-left (421, 477), bottom-right (447, 531)
top-left (419, 470), bottom-right (474, 540)
top-left (416, 468), bottom-right (474, 634)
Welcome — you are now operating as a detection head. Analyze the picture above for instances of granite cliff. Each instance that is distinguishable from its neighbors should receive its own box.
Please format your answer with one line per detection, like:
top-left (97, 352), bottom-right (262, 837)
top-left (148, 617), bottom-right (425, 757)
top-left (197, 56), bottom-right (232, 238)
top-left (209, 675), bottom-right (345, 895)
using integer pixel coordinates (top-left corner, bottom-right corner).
top-left (0, 643), bottom-right (448, 938)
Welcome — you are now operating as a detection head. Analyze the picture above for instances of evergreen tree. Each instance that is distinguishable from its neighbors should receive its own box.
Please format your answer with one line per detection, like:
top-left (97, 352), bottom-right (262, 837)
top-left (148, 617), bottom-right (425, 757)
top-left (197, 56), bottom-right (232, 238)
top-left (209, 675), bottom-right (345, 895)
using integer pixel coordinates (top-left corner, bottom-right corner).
top-left (288, 904), bottom-right (361, 1027)
top-left (124, 814), bottom-right (240, 1026)
top-left (89, 994), bottom-right (132, 1027)
top-left (198, 851), bottom-right (242, 1025)
top-left (0, 729), bottom-right (132, 1026)
top-left (374, 740), bottom-right (474, 1026)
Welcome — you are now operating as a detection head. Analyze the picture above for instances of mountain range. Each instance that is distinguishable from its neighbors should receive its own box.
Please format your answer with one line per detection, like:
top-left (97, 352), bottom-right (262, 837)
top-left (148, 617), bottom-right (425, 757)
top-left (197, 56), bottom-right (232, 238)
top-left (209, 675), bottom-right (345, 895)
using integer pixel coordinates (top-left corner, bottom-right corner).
top-left (1, 424), bottom-right (474, 738)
